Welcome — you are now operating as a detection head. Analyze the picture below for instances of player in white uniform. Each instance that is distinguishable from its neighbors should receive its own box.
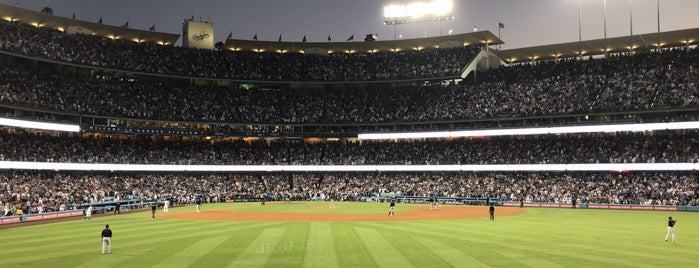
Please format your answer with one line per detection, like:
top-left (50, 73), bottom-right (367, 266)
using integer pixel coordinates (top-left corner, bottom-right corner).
top-left (84, 205), bottom-right (93, 221)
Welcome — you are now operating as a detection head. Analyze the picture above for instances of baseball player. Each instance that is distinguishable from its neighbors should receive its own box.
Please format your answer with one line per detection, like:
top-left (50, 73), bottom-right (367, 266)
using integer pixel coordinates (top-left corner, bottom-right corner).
top-left (151, 203), bottom-right (157, 219)
top-left (665, 217), bottom-right (677, 242)
top-left (84, 205), bottom-right (93, 222)
top-left (388, 200), bottom-right (395, 216)
top-left (101, 224), bottom-right (112, 254)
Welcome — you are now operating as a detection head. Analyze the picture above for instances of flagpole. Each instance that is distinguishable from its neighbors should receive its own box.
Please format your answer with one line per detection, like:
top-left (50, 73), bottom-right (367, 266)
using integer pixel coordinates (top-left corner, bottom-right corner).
top-left (498, 26), bottom-right (501, 50)
top-left (578, 0), bottom-right (582, 60)
top-left (629, 0), bottom-right (633, 35)
top-left (578, 0), bottom-right (582, 42)
top-left (657, 0), bottom-right (660, 33)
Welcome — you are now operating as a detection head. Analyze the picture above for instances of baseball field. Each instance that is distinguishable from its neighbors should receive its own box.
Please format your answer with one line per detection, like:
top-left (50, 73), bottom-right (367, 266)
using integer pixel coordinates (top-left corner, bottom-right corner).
top-left (0, 201), bottom-right (697, 267)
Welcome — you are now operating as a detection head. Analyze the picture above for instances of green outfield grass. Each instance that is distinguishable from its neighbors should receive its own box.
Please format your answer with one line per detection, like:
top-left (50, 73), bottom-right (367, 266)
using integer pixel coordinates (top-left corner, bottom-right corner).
top-left (1, 202), bottom-right (697, 267)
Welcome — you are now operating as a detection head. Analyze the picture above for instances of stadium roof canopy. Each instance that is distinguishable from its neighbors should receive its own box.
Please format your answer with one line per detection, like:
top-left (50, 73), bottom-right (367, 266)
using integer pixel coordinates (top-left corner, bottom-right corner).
top-left (0, 3), bottom-right (180, 45)
top-left (224, 31), bottom-right (503, 54)
top-left (495, 28), bottom-right (699, 64)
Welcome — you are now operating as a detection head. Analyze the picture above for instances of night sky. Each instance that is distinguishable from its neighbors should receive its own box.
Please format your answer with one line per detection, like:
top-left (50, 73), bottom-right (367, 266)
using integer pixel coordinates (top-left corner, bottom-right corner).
top-left (7, 0), bottom-right (699, 49)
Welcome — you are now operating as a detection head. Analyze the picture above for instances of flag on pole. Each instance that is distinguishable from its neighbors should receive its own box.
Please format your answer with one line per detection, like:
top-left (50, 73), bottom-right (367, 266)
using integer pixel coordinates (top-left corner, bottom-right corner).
top-left (97, 17), bottom-right (103, 24)
top-left (499, 22), bottom-right (505, 29)
top-left (252, 34), bottom-right (258, 40)
top-left (121, 21), bottom-right (129, 28)
top-left (473, 25), bottom-right (479, 32)
top-left (226, 31), bottom-right (232, 40)
top-left (149, 25), bottom-right (156, 31)
top-left (346, 34), bottom-right (354, 41)
top-left (72, 13), bottom-right (76, 19)
top-left (302, 35), bottom-right (307, 42)
top-left (278, 34), bottom-right (282, 42)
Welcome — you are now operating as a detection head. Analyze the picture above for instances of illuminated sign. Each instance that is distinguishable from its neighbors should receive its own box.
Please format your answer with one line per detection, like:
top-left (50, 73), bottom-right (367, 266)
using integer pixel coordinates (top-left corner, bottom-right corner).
top-left (384, 0), bottom-right (453, 19)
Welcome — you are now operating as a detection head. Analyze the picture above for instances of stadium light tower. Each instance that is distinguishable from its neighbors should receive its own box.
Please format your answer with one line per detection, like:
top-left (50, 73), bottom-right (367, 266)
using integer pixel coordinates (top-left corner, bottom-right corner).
top-left (383, 0), bottom-right (454, 39)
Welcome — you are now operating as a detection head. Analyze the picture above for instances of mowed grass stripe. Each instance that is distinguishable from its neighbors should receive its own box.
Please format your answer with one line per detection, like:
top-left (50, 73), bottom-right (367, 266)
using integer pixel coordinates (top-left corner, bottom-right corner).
top-left (2, 204), bottom-right (698, 267)
top-left (153, 235), bottom-right (231, 268)
top-left (225, 226), bottom-right (287, 268)
top-left (0, 219), bottom-right (277, 267)
top-left (361, 219), bottom-right (665, 267)
top-left (494, 247), bottom-right (567, 268)
top-left (412, 236), bottom-right (492, 268)
top-left (117, 221), bottom-right (282, 251)
top-left (477, 216), bottom-right (691, 266)
top-left (114, 220), bottom-right (251, 242)
top-left (357, 222), bottom-right (454, 267)
top-left (332, 223), bottom-right (377, 267)
top-left (191, 225), bottom-right (273, 267)
top-left (400, 220), bottom-right (661, 266)
top-left (0, 213), bottom-right (211, 247)
top-left (494, 241), bottom-right (660, 268)
top-left (396, 214), bottom-right (687, 267)
top-left (6, 226), bottom-right (243, 267)
top-left (71, 237), bottom-right (195, 268)
top-left (303, 222), bottom-right (339, 268)
top-left (354, 226), bottom-right (415, 268)
top-left (358, 221), bottom-right (527, 267)
top-left (267, 223), bottom-right (310, 267)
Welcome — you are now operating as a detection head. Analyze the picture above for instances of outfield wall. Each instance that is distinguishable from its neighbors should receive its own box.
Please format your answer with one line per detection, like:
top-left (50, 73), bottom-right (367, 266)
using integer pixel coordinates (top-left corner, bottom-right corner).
top-left (0, 210), bottom-right (84, 225)
top-left (0, 199), bottom-right (161, 225)
top-left (502, 201), bottom-right (699, 211)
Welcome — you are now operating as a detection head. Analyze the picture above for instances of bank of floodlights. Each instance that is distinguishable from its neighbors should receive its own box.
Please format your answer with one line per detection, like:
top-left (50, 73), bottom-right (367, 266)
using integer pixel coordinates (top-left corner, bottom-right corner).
top-left (383, 0), bottom-right (454, 25)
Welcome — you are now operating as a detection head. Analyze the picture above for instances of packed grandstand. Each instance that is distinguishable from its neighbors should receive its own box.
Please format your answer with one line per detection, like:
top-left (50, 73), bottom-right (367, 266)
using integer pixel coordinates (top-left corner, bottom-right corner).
top-left (0, 5), bottom-right (698, 218)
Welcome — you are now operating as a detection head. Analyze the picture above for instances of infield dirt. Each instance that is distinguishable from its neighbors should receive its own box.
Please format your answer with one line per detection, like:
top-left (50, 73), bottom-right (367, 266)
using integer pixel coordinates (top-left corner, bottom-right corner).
top-left (160, 205), bottom-right (526, 221)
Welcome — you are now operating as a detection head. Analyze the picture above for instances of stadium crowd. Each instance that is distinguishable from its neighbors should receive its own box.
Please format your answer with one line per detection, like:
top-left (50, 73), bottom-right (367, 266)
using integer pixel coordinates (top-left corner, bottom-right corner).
top-left (1, 129), bottom-right (697, 215)
top-left (1, 19), bottom-right (698, 218)
top-left (1, 48), bottom-right (697, 124)
top-left (0, 130), bottom-right (698, 165)
top-left (2, 171), bottom-right (696, 216)
top-left (0, 20), bottom-right (475, 81)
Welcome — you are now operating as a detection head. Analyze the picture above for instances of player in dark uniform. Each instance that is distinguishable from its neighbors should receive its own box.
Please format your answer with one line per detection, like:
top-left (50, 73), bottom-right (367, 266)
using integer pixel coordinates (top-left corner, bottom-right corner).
top-left (665, 217), bottom-right (677, 242)
top-left (101, 224), bottom-right (112, 254)
top-left (151, 203), bottom-right (157, 219)
top-left (489, 203), bottom-right (495, 220)
top-left (429, 196), bottom-right (438, 211)
top-left (388, 200), bottom-right (396, 216)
